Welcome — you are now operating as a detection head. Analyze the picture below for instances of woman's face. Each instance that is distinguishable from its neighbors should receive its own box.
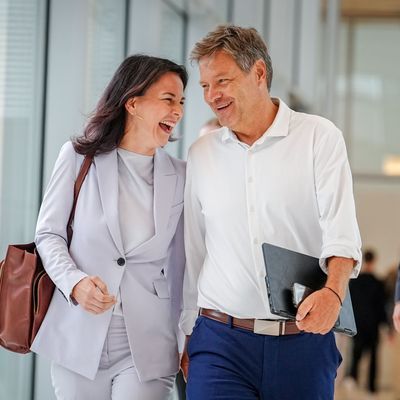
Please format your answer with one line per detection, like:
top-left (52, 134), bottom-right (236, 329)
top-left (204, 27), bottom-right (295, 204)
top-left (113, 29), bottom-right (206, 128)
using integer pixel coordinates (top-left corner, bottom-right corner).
top-left (127, 72), bottom-right (185, 152)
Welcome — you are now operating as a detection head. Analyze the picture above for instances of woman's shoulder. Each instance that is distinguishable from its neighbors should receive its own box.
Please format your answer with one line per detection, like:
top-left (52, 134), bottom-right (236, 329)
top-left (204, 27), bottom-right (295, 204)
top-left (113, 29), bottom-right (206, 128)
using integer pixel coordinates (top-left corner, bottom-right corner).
top-left (55, 141), bottom-right (85, 175)
top-left (58, 140), bottom-right (84, 160)
top-left (59, 140), bottom-right (75, 156)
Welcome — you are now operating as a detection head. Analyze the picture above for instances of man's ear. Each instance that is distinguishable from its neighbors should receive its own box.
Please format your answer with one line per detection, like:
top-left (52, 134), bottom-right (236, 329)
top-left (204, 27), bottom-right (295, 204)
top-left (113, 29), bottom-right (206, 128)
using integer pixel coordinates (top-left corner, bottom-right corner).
top-left (125, 97), bottom-right (137, 116)
top-left (253, 59), bottom-right (267, 86)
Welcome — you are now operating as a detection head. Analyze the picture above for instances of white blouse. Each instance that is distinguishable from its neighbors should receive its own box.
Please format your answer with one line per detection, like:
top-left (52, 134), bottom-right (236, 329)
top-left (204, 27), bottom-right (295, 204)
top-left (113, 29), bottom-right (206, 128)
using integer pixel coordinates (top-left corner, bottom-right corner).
top-left (113, 147), bottom-right (155, 316)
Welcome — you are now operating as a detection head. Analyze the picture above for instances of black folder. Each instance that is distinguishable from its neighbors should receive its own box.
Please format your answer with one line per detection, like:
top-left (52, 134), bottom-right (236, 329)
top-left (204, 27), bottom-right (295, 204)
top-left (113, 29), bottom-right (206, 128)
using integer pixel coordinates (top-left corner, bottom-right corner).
top-left (261, 242), bottom-right (357, 336)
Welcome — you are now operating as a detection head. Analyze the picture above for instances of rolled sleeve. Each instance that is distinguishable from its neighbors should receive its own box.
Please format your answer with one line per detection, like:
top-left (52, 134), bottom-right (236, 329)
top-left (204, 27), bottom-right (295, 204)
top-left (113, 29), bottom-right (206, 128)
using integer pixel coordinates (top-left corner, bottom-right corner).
top-left (314, 126), bottom-right (362, 277)
top-left (179, 309), bottom-right (199, 336)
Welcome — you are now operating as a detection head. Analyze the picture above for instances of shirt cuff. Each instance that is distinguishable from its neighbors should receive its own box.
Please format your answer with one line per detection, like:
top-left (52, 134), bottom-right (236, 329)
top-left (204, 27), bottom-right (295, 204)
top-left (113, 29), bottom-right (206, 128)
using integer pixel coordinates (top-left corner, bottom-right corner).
top-left (176, 328), bottom-right (186, 353)
top-left (319, 244), bottom-right (362, 278)
top-left (179, 309), bottom-right (199, 336)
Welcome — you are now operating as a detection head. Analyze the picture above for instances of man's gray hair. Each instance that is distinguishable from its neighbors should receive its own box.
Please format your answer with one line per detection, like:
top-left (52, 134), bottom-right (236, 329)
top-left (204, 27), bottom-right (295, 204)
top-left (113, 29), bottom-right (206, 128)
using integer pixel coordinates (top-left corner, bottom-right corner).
top-left (191, 25), bottom-right (273, 91)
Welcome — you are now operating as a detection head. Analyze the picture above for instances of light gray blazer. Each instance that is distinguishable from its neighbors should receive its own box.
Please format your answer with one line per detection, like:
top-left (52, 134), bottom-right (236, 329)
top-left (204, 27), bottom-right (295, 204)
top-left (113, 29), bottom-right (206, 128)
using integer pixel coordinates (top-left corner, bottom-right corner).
top-left (31, 141), bottom-right (185, 381)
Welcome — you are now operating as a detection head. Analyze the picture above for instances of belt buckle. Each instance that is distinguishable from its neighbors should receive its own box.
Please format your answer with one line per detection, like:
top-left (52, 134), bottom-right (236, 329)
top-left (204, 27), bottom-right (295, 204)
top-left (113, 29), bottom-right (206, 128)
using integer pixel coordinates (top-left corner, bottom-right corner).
top-left (254, 320), bottom-right (281, 336)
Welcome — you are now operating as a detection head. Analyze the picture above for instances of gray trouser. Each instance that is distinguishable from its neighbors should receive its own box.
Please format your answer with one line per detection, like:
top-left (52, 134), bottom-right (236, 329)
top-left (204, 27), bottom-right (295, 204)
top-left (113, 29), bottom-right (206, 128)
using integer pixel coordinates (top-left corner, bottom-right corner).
top-left (51, 315), bottom-right (175, 400)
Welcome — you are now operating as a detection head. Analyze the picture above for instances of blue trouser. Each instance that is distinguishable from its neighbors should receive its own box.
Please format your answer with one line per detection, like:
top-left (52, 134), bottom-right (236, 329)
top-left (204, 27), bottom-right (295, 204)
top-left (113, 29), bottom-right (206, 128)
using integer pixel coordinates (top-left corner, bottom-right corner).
top-left (187, 316), bottom-right (342, 400)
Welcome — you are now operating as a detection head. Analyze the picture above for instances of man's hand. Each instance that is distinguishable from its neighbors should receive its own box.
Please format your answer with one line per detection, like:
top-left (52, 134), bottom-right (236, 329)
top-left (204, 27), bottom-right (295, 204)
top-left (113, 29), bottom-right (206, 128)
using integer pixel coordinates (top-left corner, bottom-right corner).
top-left (296, 256), bottom-right (355, 334)
top-left (393, 303), bottom-right (400, 333)
top-left (180, 335), bottom-right (191, 382)
top-left (296, 287), bottom-right (342, 334)
top-left (71, 276), bottom-right (116, 314)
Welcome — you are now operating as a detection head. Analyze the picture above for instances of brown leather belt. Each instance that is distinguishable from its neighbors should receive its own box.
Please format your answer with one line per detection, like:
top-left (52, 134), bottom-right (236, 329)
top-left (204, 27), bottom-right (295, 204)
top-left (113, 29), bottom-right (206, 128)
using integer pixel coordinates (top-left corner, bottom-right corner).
top-left (200, 308), bottom-right (301, 336)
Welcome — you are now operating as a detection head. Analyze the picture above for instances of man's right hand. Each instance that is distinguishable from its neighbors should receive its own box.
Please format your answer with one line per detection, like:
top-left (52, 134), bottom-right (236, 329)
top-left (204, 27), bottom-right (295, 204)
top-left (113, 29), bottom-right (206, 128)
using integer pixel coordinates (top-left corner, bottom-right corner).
top-left (71, 276), bottom-right (116, 314)
top-left (180, 335), bottom-right (191, 381)
top-left (393, 302), bottom-right (400, 333)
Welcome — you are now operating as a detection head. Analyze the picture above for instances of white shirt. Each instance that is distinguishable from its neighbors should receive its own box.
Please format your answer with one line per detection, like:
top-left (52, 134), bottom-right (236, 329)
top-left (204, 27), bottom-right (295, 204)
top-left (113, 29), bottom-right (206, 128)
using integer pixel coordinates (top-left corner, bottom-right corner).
top-left (179, 98), bottom-right (362, 335)
top-left (114, 148), bottom-right (154, 315)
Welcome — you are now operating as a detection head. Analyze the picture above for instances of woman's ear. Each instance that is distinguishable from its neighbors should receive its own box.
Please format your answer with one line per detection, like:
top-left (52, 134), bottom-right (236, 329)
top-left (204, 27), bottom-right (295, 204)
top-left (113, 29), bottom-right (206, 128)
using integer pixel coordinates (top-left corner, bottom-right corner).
top-left (125, 97), bottom-right (137, 116)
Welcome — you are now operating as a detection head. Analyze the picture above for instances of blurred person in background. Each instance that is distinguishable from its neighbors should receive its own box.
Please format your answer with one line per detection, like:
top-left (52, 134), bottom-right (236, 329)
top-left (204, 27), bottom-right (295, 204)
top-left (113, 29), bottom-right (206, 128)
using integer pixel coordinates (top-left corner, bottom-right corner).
top-left (383, 264), bottom-right (398, 334)
top-left (198, 117), bottom-right (221, 137)
top-left (31, 55), bottom-right (187, 400)
top-left (393, 261), bottom-right (400, 333)
top-left (348, 249), bottom-right (388, 394)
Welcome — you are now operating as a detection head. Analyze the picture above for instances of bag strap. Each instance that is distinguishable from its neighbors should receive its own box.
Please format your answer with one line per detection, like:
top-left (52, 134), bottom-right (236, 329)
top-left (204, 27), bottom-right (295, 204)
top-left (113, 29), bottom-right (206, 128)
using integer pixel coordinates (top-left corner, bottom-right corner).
top-left (66, 155), bottom-right (94, 246)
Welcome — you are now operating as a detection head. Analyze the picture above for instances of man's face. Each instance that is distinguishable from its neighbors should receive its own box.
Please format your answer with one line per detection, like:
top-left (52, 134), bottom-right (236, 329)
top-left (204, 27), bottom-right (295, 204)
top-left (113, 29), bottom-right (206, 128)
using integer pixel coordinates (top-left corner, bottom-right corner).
top-left (199, 51), bottom-right (264, 134)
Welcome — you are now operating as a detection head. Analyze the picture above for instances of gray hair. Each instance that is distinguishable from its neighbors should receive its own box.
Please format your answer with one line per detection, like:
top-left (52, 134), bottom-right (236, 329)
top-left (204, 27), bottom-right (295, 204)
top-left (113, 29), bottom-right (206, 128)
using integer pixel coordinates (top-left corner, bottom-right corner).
top-left (191, 25), bottom-right (273, 91)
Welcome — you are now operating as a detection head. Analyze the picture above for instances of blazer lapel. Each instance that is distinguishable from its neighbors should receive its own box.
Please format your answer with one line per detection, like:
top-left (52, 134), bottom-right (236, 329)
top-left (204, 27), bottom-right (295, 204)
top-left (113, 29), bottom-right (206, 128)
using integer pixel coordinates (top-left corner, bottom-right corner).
top-left (153, 148), bottom-right (177, 234)
top-left (95, 149), bottom-right (124, 255)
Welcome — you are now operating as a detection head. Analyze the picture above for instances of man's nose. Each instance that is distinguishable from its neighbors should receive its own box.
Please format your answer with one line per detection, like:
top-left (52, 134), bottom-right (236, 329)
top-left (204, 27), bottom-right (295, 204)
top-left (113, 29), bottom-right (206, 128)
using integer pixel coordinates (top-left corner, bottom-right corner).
top-left (206, 86), bottom-right (222, 104)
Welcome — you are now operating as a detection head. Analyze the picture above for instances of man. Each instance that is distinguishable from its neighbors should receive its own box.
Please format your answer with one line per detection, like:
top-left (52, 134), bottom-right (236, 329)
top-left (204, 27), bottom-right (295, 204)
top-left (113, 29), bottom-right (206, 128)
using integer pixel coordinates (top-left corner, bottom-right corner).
top-left (347, 250), bottom-right (387, 393)
top-left (180, 25), bottom-right (361, 399)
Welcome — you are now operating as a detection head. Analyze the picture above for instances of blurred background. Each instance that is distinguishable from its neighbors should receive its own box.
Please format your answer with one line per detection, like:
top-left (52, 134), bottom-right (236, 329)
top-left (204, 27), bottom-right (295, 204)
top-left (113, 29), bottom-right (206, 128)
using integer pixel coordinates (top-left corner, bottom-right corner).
top-left (0, 0), bottom-right (399, 399)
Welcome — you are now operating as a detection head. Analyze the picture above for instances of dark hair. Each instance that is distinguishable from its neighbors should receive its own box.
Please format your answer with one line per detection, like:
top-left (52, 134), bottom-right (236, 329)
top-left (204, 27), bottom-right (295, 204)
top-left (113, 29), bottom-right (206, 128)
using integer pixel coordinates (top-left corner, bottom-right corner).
top-left (73, 55), bottom-right (188, 155)
top-left (191, 25), bottom-right (273, 91)
top-left (364, 249), bottom-right (376, 263)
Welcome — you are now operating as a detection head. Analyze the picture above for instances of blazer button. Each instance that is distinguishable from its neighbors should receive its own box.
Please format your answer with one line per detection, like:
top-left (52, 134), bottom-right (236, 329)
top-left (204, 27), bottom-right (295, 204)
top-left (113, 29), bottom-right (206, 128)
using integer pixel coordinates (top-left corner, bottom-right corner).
top-left (117, 257), bottom-right (125, 266)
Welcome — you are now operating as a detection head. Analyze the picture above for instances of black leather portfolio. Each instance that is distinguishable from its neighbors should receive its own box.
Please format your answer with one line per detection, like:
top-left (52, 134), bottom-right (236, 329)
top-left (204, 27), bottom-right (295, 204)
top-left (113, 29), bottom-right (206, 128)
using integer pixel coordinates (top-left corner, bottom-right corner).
top-left (261, 242), bottom-right (357, 336)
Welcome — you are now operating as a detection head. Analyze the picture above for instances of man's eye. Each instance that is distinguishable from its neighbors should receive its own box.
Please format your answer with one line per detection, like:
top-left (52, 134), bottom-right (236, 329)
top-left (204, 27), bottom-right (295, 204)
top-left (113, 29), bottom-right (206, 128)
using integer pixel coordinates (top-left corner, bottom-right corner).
top-left (163, 98), bottom-right (173, 102)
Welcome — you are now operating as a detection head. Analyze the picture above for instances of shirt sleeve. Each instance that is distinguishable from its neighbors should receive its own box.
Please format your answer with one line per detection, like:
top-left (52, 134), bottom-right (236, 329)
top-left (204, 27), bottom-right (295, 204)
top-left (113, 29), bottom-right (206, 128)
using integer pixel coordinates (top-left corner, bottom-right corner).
top-left (313, 125), bottom-right (362, 277)
top-left (178, 150), bottom-right (206, 335)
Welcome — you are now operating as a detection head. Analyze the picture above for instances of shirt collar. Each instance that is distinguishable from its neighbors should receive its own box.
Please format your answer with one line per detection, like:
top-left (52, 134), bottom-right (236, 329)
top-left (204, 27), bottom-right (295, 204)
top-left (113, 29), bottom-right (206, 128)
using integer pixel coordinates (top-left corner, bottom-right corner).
top-left (221, 97), bottom-right (291, 146)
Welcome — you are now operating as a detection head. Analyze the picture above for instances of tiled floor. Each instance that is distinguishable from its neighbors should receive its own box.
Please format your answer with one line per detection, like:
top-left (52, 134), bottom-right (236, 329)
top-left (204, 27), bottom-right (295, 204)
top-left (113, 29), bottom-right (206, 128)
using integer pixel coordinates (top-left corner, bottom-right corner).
top-left (334, 333), bottom-right (400, 400)
top-left (335, 383), bottom-right (399, 400)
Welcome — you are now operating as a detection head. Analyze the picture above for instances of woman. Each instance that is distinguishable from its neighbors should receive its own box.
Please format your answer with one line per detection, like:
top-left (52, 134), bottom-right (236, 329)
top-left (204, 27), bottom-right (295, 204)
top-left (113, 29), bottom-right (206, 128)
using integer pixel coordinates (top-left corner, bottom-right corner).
top-left (31, 55), bottom-right (187, 400)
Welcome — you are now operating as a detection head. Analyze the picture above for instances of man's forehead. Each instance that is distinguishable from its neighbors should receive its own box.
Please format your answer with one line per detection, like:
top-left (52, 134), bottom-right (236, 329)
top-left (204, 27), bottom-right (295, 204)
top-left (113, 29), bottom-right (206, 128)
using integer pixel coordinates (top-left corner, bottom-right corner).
top-left (198, 51), bottom-right (239, 77)
top-left (199, 50), bottom-right (234, 66)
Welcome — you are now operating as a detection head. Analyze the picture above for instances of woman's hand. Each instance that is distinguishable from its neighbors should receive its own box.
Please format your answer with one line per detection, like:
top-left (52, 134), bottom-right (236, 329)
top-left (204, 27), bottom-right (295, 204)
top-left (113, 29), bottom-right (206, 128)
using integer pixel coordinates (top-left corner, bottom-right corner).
top-left (71, 276), bottom-right (116, 314)
top-left (180, 335), bottom-right (191, 382)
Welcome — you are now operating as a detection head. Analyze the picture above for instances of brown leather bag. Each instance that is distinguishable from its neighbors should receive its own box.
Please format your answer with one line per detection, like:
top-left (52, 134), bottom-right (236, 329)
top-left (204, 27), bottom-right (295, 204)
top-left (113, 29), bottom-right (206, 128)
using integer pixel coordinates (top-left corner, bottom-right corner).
top-left (0, 154), bottom-right (93, 354)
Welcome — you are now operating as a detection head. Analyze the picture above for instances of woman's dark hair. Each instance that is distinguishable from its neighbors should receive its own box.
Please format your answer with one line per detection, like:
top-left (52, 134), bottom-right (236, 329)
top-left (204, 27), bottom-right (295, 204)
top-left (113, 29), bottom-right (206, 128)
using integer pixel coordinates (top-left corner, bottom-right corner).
top-left (72, 55), bottom-right (188, 155)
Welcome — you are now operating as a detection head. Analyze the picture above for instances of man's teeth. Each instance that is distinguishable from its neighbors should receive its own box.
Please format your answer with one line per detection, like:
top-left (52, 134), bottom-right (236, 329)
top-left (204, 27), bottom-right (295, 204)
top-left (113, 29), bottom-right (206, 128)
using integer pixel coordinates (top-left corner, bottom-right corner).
top-left (217, 103), bottom-right (230, 109)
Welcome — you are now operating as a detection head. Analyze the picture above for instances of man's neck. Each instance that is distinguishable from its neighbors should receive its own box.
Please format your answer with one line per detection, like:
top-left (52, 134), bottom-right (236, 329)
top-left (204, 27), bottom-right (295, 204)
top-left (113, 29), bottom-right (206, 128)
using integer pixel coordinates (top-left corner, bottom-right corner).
top-left (233, 98), bottom-right (279, 146)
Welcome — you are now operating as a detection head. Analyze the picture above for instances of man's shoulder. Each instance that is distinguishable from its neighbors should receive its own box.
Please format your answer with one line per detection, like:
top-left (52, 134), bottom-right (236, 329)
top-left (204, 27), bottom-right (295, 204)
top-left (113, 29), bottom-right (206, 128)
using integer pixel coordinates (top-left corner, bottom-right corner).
top-left (292, 109), bottom-right (339, 133)
top-left (290, 110), bottom-right (344, 145)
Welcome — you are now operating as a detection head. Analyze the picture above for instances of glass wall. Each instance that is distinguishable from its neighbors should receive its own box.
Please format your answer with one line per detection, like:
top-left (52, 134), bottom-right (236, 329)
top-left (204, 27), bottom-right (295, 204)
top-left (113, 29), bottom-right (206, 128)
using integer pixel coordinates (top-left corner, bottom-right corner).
top-left (339, 19), bottom-right (400, 176)
top-left (0, 0), bottom-right (47, 398)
